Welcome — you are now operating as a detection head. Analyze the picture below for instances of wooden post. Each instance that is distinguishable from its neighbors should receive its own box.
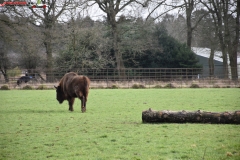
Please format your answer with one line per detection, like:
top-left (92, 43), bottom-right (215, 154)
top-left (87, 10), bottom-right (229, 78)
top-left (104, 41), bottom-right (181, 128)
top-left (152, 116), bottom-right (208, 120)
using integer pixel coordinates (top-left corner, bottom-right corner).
top-left (142, 108), bottom-right (240, 124)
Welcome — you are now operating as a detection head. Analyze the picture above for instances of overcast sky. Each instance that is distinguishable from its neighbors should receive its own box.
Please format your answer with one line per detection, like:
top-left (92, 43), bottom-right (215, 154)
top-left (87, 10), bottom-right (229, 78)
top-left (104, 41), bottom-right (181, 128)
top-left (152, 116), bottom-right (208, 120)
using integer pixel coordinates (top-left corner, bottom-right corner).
top-left (79, 0), bottom-right (181, 21)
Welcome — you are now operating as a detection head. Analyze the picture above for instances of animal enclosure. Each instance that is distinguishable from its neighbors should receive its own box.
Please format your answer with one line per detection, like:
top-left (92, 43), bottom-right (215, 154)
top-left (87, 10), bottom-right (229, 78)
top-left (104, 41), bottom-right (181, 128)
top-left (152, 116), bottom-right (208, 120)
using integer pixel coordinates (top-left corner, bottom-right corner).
top-left (0, 89), bottom-right (240, 159)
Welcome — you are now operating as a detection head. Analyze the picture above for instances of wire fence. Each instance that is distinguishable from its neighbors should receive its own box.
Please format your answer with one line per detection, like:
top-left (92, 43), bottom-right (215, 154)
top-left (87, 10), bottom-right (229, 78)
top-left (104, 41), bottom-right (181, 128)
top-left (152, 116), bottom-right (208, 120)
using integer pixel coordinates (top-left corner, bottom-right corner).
top-left (0, 67), bottom-right (239, 89)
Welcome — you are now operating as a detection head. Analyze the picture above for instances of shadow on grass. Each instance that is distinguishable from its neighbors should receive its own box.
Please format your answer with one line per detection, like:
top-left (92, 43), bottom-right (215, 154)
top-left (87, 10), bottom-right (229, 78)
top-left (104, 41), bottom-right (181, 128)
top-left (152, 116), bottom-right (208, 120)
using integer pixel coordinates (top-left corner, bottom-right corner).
top-left (1, 109), bottom-right (72, 114)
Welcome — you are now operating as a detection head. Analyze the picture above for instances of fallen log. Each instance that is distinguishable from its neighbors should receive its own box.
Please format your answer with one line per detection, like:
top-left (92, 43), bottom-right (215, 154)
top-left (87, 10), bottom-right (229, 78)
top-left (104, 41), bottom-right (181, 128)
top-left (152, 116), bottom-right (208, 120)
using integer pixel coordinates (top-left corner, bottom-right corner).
top-left (142, 108), bottom-right (240, 124)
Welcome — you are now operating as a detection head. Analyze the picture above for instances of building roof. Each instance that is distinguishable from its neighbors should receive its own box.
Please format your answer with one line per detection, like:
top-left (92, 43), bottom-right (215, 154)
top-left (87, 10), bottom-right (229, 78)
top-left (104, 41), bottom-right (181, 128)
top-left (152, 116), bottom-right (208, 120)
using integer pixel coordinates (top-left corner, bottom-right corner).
top-left (192, 47), bottom-right (240, 64)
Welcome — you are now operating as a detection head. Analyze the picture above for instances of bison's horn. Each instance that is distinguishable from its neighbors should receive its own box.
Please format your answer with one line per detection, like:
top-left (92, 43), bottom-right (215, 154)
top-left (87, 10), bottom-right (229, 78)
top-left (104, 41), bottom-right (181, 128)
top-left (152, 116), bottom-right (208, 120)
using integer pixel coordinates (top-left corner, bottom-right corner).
top-left (54, 85), bottom-right (57, 89)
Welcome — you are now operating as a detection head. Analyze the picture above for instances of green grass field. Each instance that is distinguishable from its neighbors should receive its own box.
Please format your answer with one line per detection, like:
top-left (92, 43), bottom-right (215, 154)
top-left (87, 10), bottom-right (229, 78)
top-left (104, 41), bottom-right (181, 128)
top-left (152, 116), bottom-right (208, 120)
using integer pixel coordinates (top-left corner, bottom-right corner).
top-left (0, 89), bottom-right (240, 160)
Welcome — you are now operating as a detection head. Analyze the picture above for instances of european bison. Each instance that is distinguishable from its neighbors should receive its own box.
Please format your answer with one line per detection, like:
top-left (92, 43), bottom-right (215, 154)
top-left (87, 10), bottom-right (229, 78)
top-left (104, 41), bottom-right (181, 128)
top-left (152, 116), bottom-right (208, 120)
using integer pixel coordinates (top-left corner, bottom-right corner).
top-left (54, 72), bottom-right (90, 112)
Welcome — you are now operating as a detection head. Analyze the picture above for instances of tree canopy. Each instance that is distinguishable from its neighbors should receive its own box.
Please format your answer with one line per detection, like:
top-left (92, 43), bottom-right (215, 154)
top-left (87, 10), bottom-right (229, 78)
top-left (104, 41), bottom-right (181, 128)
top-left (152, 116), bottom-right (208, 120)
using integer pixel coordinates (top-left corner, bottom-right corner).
top-left (0, 0), bottom-right (239, 81)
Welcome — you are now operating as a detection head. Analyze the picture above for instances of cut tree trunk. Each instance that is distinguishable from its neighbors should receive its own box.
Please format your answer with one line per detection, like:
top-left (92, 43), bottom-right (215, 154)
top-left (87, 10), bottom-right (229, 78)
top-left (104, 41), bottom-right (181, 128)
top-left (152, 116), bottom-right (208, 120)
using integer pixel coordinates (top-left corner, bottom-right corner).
top-left (142, 108), bottom-right (240, 124)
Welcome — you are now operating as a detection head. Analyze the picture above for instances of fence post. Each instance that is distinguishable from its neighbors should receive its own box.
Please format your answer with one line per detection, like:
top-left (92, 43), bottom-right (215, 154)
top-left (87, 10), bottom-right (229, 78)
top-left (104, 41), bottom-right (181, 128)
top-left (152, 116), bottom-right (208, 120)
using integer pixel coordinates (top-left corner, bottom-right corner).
top-left (127, 68), bottom-right (129, 89)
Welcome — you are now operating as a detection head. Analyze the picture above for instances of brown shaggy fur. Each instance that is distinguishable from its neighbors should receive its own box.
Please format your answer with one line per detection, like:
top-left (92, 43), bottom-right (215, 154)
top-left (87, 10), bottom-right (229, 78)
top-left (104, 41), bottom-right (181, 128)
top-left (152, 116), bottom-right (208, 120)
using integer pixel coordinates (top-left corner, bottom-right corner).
top-left (55, 72), bottom-right (90, 112)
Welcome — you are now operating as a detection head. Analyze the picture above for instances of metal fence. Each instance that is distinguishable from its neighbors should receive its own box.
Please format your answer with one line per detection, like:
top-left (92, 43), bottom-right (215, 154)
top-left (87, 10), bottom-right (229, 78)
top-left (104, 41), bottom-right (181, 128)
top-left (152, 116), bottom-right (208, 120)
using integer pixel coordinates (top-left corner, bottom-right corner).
top-left (78, 68), bottom-right (204, 81)
top-left (0, 67), bottom-right (239, 89)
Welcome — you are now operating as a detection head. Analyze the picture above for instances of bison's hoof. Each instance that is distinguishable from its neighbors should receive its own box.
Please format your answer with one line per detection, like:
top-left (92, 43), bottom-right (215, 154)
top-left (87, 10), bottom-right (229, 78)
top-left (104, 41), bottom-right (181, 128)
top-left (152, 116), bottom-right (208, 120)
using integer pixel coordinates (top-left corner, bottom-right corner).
top-left (81, 108), bottom-right (86, 113)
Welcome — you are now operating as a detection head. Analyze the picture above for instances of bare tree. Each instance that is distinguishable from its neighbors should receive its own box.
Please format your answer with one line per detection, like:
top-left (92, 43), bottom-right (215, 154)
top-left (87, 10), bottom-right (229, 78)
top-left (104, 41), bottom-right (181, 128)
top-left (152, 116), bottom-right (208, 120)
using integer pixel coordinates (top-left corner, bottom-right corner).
top-left (0, 15), bottom-right (12, 82)
top-left (1, 0), bottom-right (112, 81)
top-left (184, 0), bottom-right (208, 48)
top-left (201, 0), bottom-right (239, 79)
top-left (16, 21), bottom-right (43, 74)
top-left (85, 0), bottom-right (131, 76)
top-left (83, 0), bottom-right (153, 77)
top-left (27, 0), bottom-right (80, 81)
top-left (143, 0), bottom-right (208, 48)
top-left (55, 16), bottom-right (114, 72)
top-left (193, 9), bottom-right (219, 76)
top-left (1, 0), bottom-right (81, 81)
top-left (0, 43), bottom-right (10, 83)
top-left (165, 0), bottom-right (208, 48)
top-left (161, 14), bottom-right (187, 43)
top-left (230, 0), bottom-right (240, 80)
top-left (0, 14), bottom-right (28, 82)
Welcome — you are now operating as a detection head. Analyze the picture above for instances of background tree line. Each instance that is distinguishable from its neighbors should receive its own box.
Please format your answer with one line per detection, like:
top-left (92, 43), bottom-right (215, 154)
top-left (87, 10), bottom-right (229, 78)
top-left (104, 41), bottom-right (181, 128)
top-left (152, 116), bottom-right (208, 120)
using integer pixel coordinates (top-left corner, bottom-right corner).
top-left (0, 0), bottom-right (239, 82)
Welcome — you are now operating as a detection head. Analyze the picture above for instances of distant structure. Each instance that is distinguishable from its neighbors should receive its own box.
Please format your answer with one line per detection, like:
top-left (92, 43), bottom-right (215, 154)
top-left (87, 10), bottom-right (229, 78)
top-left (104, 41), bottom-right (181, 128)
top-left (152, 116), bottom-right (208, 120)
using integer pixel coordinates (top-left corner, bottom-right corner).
top-left (192, 47), bottom-right (240, 79)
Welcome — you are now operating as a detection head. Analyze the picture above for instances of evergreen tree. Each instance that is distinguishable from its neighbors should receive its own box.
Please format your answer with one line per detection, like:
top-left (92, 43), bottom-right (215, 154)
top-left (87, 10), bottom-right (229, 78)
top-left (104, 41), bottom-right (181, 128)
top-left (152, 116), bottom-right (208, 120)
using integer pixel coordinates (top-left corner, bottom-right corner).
top-left (124, 24), bottom-right (201, 68)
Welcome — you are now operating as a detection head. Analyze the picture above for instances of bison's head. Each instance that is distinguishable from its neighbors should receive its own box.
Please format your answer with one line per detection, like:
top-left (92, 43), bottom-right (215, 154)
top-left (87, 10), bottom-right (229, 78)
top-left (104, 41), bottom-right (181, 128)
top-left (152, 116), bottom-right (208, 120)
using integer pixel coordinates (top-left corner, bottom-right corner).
top-left (54, 85), bottom-right (65, 104)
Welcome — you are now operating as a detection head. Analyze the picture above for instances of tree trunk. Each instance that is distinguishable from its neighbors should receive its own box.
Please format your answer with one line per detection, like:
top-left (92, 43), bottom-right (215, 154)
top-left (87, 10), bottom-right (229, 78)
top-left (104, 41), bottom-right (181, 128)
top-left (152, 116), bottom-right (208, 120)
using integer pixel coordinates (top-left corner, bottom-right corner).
top-left (94, 0), bottom-right (137, 79)
top-left (229, 48), bottom-right (238, 80)
top-left (228, 0), bottom-right (239, 80)
top-left (210, 1), bottom-right (229, 79)
top-left (186, 0), bottom-right (194, 48)
top-left (43, 15), bottom-right (54, 82)
top-left (108, 1), bottom-right (125, 79)
top-left (142, 108), bottom-right (240, 124)
top-left (0, 68), bottom-right (9, 83)
top-left (209, 47), bottom-right (214, 77)
top-left (43, 29), bottom-right (53, 82)
top-left (112, 24), bottom-right (125, 78)
top-left (0, 46), bottom-right (9, 83)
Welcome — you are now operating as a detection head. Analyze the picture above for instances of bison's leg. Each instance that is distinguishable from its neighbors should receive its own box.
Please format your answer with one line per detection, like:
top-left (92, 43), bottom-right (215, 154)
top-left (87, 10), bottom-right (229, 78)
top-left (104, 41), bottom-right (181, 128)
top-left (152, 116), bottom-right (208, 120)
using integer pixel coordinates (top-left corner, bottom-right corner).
top-left (68, 98), bottom-right (75, 111)
top-left (83, 96), bottom-right (87, 112)
top-left (81, 96), bottom-right (86, 113)
top-left (77, 91), bottom-right (86, 113)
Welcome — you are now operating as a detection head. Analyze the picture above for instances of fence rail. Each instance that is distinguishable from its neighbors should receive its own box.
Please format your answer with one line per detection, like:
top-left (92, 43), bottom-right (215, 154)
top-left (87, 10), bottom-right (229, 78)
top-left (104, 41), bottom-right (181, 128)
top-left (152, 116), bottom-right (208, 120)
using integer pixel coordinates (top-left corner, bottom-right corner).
top-left (0, 68), bottom-right (239, 89)
top-left (6, 68), bottom-right (204, 81)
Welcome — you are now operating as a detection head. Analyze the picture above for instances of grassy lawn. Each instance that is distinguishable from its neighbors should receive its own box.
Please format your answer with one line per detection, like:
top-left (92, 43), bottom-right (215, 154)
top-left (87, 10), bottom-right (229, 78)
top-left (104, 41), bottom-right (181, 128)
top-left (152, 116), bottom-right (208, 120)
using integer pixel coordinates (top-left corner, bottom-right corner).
top-left (0, 89), bottom-right (240, 160)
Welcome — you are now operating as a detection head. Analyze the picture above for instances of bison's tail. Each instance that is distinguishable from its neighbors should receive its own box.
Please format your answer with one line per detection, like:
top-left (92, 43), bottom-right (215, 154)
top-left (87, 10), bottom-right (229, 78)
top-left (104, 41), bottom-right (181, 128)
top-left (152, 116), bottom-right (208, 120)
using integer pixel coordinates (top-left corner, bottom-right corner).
top-left (83, 76), bottom-right (90, 87)
top-left (83, 76), bottom-right (90, 98)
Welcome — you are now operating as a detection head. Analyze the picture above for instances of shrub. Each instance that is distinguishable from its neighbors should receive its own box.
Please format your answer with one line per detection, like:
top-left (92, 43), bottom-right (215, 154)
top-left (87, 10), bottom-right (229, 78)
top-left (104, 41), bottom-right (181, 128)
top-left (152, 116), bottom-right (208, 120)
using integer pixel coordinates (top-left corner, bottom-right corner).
top-left (138, 84), bottom-right (146, 89)
top-left (131, 84), bottom-right (145, 89)
top-left (97, 86), bottom-right (105, 89)
top-left (22, 85), bottom-right (33, 90)
top-left (164, 83), bottom-right (175, 88)
top-left (154, 85), bottom-right (162, 88)
top-left (132, 84), bottom-right (139, 89)
top-left (190, 84), bottom-right (200, 88)
top-left (7, 67), bottom-right (21, 77)
top-left (222, 86), bottom-right (231, 88)
top-left (36, 85), bottom-right (48, 90)
top-left (111, 85), bottom-right (118, 89)
top-left (213, 85), bottom-right (220, 88)
top-left (0, 85), bottom-right (10, 90)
